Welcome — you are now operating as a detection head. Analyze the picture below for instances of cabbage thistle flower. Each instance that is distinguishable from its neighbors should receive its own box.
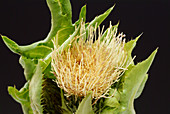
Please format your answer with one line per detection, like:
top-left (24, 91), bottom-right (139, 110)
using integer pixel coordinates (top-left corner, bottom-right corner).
top-left (51, 23), bottom-right (128, 100)
top-left (2, 0), bottom-right (157, 114)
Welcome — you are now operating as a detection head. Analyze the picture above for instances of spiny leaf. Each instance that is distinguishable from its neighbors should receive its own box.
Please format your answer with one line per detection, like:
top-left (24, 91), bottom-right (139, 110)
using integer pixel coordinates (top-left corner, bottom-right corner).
top-left (60, 90), bottom-right (72, 114)
top-left (39, 56), bottom-right (55, 79)
top-left (76, 93), bottom-right (94, 114)
top-left (41, 78), bottom-right (62, 114)
top-left (118, 49), bottom-right (158, 113)
top-left (101, 89), bottom-right (120, 113)
top-left (58, 25), bottom-right (80, 53)
top-left (101, 107), bottom-right (117, 114)
top-left (45, 0), bottom-right (73, 42)
top-left (43, 62), bottom-right (56, 80)
top-left (104, 97), bottom-right (120, 108)
top-left (21, 45), bottom-right (52, 59)
top-left (108, 89), bottom-right (121, 102)
top-left (8, 82), bottom-right (29, 103)
top-left (74, 5), bottom-right (86, 27)
top-left (124, 33), bottom-right (142, 65)
top-left (19, 56), bottom-right (37, 81)
top-left (88, 5), bottom-right (115, 28)
top-left (57, 26), bottom-right (75, 45)
top-left (39, 56), bottom-right (52, 72)
top-left (135, 74), bottom-right (148, 99)
top-left (2, 0), bottom-right (73, 59)
top-left (2, 35), bottom-right (52, 59)
top-left (2, 35), bottom-right (21, 54)
top-left (79, 5), bottom-right (86, 22)
top-left (8, 82), bottom-right (33, 114)
top-left (29, 62), bottom-right (43, 114)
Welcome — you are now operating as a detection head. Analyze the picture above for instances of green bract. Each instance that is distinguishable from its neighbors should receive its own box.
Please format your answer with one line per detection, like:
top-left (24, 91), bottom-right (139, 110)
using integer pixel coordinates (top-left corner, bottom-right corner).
top-left (2, 0), bottom-right (157, 114)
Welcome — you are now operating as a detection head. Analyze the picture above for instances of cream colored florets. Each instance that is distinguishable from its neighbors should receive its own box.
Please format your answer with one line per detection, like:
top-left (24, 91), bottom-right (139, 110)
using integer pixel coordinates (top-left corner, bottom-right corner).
top-left (51, 23), bottom-right (128, 99)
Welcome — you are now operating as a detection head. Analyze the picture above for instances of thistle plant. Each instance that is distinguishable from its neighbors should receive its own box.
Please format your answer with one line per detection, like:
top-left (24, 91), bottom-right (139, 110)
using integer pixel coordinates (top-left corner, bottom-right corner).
top-left (2, 0), bottom-right (157, 114)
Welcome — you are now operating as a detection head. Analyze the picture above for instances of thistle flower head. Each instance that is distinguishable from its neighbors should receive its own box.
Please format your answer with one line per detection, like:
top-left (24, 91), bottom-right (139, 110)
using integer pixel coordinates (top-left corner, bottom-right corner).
top-left (51, 23), bottom-right (128, 99)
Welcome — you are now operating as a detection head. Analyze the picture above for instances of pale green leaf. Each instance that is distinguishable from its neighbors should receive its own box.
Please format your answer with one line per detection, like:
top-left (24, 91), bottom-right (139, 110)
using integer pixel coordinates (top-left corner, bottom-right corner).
top-left (45, 0), bottom-right (73, 42)
top-left (22, 45), bottom-right (52, 59)
top-left (39, 56), bottom-right (52, 72)
top-left (104, 97), bottom-right (120, 108)
top-left (76, 93), bottom-right (94, 114)
top-left (2, 35), bottom-right (20, 54)
top-left (118, 49), bottom-right (158, 114)
top-left (124, 34), bottom-right (142, 66)
top-left (79, 5), bottom-right (86, 22)
top-left (19, 56), bottom-right (36, 81)
top-left (108, 89), bottom-right (121, 102)
top-left (29, 62), bottom-right (43, 114)
top-left (2, 35), bottom-right (52, 59)
top-left (2, 0), bottom-right (73, 59)
top-left (8, 82), bottom-right (33, 114)
top-left (8, 83), bottom-right (29, 103)
top-left (135, 74), bottom-right (148, 99)
top-left (58, 25), bottom-right (80, 53)
top-left (39, 56), bottom-right (56, 79)
top-left (88, 5), bottom-right (115, 28)
top-left (101, 107), bottom-right (116, 114)
top-left (102, 89), bottom-right (120, 113)
top-left (57, 26), bottom-right (75, 45)
top-left (60, 90), bottom-right (72, 114)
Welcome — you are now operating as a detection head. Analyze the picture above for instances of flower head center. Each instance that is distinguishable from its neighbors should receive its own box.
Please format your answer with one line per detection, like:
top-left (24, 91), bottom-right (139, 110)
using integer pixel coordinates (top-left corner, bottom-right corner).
top-left (52, 24), bottom-right (128, 99)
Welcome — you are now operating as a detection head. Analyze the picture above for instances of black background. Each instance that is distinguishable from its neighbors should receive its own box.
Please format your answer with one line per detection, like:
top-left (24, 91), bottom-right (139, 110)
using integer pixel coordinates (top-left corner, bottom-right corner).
top-left (0, 0), bottom-right (169, 114)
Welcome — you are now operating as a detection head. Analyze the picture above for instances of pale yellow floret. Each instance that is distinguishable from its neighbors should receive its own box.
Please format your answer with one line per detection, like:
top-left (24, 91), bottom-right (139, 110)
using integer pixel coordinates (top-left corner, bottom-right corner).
top-left (51, 23), bottom-right (128, 100)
